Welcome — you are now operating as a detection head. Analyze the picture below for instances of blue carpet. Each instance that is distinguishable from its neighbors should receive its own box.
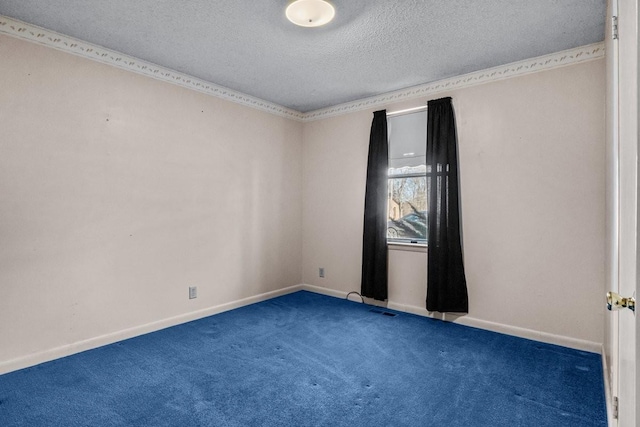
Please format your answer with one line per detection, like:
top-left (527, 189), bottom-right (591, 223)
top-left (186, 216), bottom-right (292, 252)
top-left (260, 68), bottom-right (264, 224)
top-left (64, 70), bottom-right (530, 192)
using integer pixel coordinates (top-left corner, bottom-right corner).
top-left (0, 291), bottom-right (607, 426)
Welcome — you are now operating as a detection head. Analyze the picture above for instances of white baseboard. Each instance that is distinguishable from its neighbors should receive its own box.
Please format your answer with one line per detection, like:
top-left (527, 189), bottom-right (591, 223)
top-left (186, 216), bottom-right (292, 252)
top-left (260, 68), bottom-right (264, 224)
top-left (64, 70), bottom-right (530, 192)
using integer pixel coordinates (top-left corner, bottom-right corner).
top-left (0, 284), bottom-right (303, 376)
top-left (300, 283), bottom-right (602, 354)
top-left (0, 283), bottom-right (603, 376)
top-left (301, 284), bottom-right (350, 299)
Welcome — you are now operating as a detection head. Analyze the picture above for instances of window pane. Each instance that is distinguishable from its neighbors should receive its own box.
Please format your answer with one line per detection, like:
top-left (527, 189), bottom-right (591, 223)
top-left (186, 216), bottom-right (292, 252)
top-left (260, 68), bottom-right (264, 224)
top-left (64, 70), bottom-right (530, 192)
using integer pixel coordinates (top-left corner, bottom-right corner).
top-left (389, 164), bottom-right (426, 177)
top-left (387, 110), bottom-right (428, 169)
top-left (387, 176), bottom-right (427, 241)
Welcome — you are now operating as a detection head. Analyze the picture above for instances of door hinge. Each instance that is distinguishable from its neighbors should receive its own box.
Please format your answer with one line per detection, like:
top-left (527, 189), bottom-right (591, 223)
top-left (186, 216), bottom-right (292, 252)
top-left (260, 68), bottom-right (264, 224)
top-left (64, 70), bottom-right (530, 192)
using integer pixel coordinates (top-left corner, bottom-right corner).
top-left (612, 16), bottom-right (619, 40)
top-left (613, 396), bottom-right (619, 419)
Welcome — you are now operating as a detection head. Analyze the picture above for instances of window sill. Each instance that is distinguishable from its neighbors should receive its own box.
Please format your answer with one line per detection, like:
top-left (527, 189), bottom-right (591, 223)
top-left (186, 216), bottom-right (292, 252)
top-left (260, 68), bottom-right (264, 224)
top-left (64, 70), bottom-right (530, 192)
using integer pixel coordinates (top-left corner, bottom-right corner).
top-left (388, 242), bottom-right (427, 253)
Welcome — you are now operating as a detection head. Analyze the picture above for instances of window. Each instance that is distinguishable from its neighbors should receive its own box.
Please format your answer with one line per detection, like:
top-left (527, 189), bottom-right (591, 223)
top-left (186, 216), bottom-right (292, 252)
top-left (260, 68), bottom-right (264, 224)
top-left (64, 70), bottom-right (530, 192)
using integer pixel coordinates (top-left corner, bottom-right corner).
top-left (387, 109), bottom-right (428, 244)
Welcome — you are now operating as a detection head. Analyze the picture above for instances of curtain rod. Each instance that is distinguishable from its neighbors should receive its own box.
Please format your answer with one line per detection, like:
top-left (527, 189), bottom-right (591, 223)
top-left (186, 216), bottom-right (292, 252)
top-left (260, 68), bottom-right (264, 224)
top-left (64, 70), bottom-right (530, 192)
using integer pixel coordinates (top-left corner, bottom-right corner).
top-left (386, 105), bottom-right (428, 118)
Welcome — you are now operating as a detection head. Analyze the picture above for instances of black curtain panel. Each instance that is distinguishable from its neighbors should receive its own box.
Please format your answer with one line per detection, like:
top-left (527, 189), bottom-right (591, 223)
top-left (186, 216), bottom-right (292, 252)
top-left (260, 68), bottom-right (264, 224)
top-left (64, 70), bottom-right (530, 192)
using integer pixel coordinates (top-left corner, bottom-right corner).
top-left (426, 98), bottom-right (468, 313)
top-left (361, 110), bottom-right (388, 301)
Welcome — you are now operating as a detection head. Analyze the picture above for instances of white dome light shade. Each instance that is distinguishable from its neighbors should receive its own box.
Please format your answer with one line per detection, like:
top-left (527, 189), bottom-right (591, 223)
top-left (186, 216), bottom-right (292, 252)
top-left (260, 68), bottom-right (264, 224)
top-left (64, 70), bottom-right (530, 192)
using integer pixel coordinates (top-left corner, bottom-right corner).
top-left (286, 0), bottom-right (335, 27)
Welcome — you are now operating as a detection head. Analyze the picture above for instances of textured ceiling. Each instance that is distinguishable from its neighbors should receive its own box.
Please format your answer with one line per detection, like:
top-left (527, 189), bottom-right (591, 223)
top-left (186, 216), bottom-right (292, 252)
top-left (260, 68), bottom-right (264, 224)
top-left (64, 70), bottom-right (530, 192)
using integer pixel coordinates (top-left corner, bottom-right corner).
top-left (0, 1), bottom-right (606, 113)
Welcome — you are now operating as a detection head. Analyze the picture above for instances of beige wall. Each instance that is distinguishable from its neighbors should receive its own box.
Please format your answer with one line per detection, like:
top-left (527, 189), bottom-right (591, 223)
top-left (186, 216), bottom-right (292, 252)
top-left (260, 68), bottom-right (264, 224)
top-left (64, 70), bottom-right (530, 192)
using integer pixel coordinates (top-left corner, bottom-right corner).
top-left (303, 59), bottom-right (606, 345)
top-left (0, 31), bottom-right (606, 371)
top-left (0, 35), bottom-right (303, 367)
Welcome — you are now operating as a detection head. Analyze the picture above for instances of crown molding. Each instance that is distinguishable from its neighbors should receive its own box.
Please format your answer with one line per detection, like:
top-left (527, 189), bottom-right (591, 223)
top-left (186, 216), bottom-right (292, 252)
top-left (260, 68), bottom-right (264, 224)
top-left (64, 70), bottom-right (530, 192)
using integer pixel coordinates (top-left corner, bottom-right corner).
top-left (302, 42), bottom-right (605, 121)
top-left (1, 15), bottom-right (603, 124)
top-left (0, 15), bottom-right (305, 121)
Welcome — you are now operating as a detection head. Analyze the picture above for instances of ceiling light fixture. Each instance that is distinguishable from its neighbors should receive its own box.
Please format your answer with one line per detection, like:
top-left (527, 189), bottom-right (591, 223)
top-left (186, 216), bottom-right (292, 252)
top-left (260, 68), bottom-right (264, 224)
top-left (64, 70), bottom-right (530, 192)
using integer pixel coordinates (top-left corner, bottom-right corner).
top-left (286, 0), bottom-right (335, 28)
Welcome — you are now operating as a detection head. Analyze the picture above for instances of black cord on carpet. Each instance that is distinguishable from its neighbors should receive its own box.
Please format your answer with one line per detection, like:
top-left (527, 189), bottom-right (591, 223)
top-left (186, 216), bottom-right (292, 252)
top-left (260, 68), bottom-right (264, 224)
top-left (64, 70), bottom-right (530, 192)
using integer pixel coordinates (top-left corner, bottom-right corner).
top-left (346, 291), bottom-right (366, 304)
top-left (346, 292), bottom-right (399, 317)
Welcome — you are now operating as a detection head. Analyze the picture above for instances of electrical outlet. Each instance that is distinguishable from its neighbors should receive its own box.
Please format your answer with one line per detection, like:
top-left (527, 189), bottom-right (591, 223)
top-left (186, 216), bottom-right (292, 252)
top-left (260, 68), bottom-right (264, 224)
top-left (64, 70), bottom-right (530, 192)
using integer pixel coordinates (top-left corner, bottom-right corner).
top-left (319, 268), bottom-right (325, 278)
top-left (189, 286), bottom-right (197, 299)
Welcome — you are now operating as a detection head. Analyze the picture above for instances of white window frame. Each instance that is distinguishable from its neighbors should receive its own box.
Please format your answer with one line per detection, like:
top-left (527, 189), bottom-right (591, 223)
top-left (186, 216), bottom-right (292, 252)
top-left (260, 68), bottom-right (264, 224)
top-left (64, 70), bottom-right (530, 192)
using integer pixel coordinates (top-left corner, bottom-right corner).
top-left (386, 107), bottom-right (428, 246)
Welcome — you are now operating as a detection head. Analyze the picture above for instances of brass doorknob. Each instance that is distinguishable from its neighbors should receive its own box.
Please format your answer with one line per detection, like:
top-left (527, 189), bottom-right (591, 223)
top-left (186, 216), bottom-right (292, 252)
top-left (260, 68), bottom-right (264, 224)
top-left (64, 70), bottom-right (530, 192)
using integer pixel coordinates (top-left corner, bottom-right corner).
top-left (607, 291), bottom-right (636, 312)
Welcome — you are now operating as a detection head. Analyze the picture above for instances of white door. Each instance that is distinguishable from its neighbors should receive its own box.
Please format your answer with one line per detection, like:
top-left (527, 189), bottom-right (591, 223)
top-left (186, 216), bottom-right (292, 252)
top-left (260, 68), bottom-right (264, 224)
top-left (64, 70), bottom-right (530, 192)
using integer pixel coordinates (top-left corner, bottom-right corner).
top-left (604, 0), bottom-right (620, 423)
top-left (606, 0), bottom-right (638, 425)
top-left (617, 0), bottom-right (638, 424)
